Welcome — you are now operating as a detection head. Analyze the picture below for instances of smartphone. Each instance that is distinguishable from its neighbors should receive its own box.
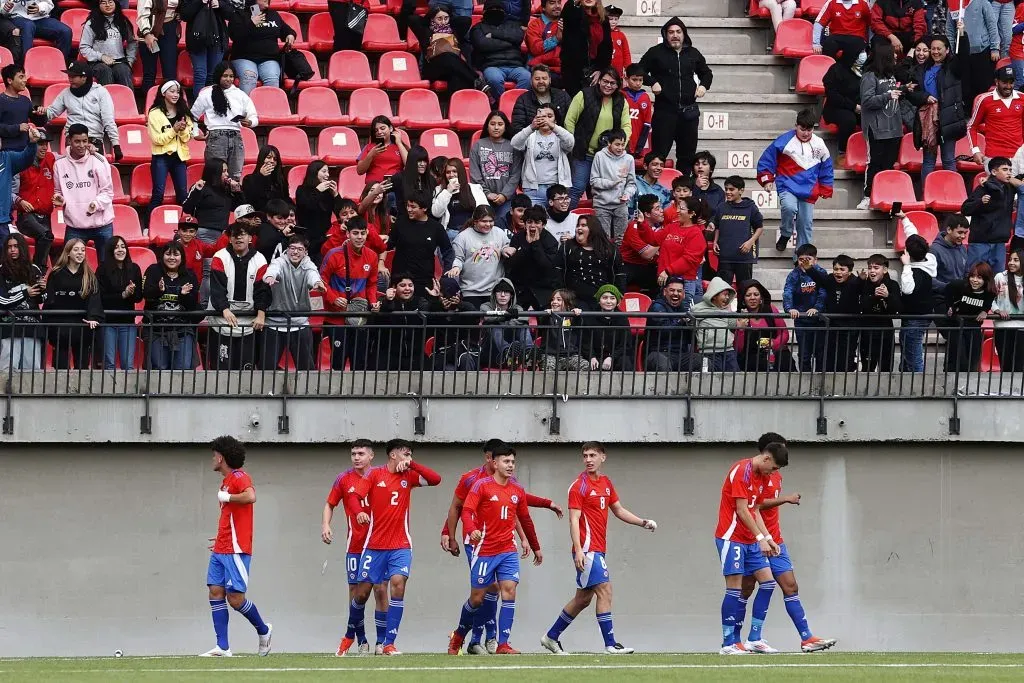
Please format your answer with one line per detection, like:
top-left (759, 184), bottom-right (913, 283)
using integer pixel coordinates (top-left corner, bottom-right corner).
top-left (250, 4), bottom-right (261, 18)
top-left (888, 201), bottom-right (902, 219)
top-left (231, 114), bottom-right (246, 122)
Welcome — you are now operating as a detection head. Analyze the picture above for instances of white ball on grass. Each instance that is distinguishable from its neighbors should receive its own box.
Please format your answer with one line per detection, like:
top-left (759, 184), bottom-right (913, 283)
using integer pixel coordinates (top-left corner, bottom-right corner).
top-left (114, 650), bottom-right (123, 658)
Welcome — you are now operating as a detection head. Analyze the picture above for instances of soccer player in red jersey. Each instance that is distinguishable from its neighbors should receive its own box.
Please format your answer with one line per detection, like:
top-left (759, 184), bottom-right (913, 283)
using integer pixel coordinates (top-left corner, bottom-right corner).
top-left (447, 444), bottom-right (543, 655)
top-left (346, 438), bottom-right (442, 655)
top-left (540, 442), bottom-right (657, 655)
top-left (714, 441), bottom-right (787, 655)
top-left (202, 436), bottom-right (272, 657)
top-left (322, 439), bottom-right (390, 656)
top-left (737, 433), bottom-right (837, 654)
top-left (441, 439), bottom-right (563, 654)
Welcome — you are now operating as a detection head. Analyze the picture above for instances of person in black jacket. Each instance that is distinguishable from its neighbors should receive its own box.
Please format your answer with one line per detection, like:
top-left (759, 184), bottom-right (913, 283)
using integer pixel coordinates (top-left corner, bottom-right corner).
top-left (228, 0), bottom-right (296, 94)
top-left (388, 193), bottom-right (455, 295)
top-left (372, 272), bottom-right (427, 370)
top-left (43, 239), bottom-right (104, 369)
top-left (470, 0), bottom-right (531, 99)
top-left (241, 146), bottom-right (288, 212)
top-left (944, 262), bottom-right (997, 371)
top-left (556, 215), bottom-right (625, 309)
top-left (583, 283), bottom-right (633, 370)
top-left (536, 288), bottom-right (588, 370)
top-left (426, 276), bottom-right (480, 370)
top-left (507, 205), bottom-right (561, 310)
top-left (180, 0), bottom-right (230, 100)
top-left (857, 253), bottom-right (902, 371)
top-left (638, 17), bottom-right (712, 172)
top-left (142, 242), bottom-right (200, 370)
top-left (97, 236), bottom-right (144, 369)
top-left (907, 27), bottom-right (969, 182)
top-left (0, 233), bottom-right (44, 370)
top-left (255, 198), bottom-right (296, 263)
top-left (897, 228), bottom-right (936, 372)
top-left (961, 156), bottom-right (1017, 274)
top-left (821, 45), bottom-right (861, 162)
top-left (510, 66), bottom-right (573, 134)
top-left (183, 157), bottom-right (244, 244)
top-left (801, 253), bottom-right (865, 371)
top-left (295, 161), bottom-right (343, 260)
top-left (559, 0), bottom-right (613, 98)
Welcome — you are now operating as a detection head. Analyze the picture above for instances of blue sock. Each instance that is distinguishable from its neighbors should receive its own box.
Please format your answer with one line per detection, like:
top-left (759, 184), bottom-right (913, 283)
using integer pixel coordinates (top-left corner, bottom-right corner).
top-left (721, 589), bottom-right (742, 647)
top-left (482, 592), bottom-right (499, 641)
top-left (384, 599), bottom-right (404, 646)
top-left (347, 599), bottom-right (365, 642)
top-left (546, 609), bottom-right (575, 641)
top-left (748, 581), bottom-right (776, 642)
top-left (498, 600), bottom-right (515, 645)
top-left (784, 593), bottom-right (812, 640)
top-left (733, 596), bottom-right (748, 642)
top-left (210, 599), bottom-right (229, 650)
top-left (596, 611), bottom-right (616, 647)
top-left (456, 600), bottom-right (479, 637)
top-left (374, 610), bottom-right (387, 645)
top-left (235, 599), bottom-right (269, 636)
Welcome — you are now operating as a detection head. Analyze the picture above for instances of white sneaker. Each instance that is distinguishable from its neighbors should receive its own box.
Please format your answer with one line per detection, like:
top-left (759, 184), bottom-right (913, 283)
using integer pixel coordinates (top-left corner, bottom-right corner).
top-left (357, 642), bottom-right (370, 655)
top-left (374, 643), bottom-right (384, 656)
top-left (719, 644), bottom-right (750, 655)
top-left (466, 643), bottom-right (488, 655)
top-left (199, 647), bottom-right (232, 657)
top-left (540, 634), bottom-right (568, 655)
top-left (258, 623), bottom-right (273, 656)
top-left (605, 643), bottom-right (635, 654)
top-left (856, 197), bottom-right (871, 210)
top-left (744, 639), bottom-right (778, 654)
top-left (485, 638), bottom-right (498, 654)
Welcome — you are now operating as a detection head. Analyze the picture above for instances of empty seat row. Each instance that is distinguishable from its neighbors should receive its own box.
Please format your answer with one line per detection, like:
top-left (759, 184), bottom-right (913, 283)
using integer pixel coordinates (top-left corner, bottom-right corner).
top-left (868, 169), bottom-right (967, 213)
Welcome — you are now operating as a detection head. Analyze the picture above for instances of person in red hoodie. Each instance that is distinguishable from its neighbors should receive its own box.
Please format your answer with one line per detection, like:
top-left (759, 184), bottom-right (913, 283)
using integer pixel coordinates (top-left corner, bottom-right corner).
top-left (525, 0), bottom-right (563, 77)
top-left (734, 279), bottom-right (796, 371)
top-left (606, 5), bottom-right (631, 77)
top-left (12, 139), bottom-right (54, 270)
top-left (174, 221), bottom-right (227, 309)
top-left (620, 194), bottom-right (664, 295)
top-left (320, 217), bottom-right (380, 371)
top-left (870, 0), bottom-right (927, 58)
top-left (320, 199), bottom-right (388, 259)
top-left (651, 196), bottom-right (707, 308)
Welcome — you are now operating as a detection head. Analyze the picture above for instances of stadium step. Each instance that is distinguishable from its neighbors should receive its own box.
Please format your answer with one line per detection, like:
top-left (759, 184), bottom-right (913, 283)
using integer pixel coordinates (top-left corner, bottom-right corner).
top-left (711, 167), bottom-right (866, 210)
top-left (761, 226), bottom-right (880, 250)
top-left (620, 17), bottom-right (769, 55)
top-left (658, 0), bottom-right (747, 18)
top-left (697, 93), bottom-right (818, 132)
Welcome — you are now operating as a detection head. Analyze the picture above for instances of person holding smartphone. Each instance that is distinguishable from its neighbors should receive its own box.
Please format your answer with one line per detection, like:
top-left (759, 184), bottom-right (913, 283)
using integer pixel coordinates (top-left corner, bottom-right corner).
top-left (356, 115), bottom-right (409, 186)
top-left (228, 0), bottom-right (296, 94)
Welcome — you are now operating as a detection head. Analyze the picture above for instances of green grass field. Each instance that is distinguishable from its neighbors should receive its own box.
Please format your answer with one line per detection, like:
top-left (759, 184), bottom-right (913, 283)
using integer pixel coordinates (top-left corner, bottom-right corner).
top-left (2, 653), bottom-right (1023, 682)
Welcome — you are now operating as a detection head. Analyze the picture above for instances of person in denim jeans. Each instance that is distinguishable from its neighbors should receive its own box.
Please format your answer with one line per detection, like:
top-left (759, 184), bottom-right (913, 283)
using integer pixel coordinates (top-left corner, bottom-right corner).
top-left (190, 63), bottom-right (258, 179)
top-left (97, 237), bottom-right (143, 369)
top-left (6, 0), bottom-right (72, 60)
top-left (228, 0), bottom-right (295, 94)
top-left (564, 69), bottom-right (631, 208)
top-left (180, 0), bottom-right (229, 99)
top-left (691, 277), bottom-right (745, 372)
top-left (783, 243), bottom-right (827, 371)
top-left (142, 242), bottom-right (199, 369)
top-left (148, 80), bottom-right (195, 211)
top-left (469, 0), bottom-right (531, 98)
top-left (897, 226), bottom-right (937, 372)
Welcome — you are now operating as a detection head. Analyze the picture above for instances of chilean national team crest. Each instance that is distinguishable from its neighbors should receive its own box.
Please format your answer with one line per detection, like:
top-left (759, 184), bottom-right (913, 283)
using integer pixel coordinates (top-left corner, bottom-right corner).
top-left (400, 480), bottom-right (408, 488)
top-left (363, 263), bottom-right (370, 271)
top-left (511, 495), bottom-right (518, 504)
top-left (640, 102), bottom-right (648, 110)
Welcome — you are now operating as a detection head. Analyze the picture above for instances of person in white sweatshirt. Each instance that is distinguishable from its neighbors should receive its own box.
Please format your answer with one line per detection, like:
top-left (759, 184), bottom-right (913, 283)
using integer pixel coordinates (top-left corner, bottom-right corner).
top-left (510, 104), bottom-right (574, 205)
top-left (190, 62), bottom-right (258, 180)
top-left (992, 247), bottom-right (1024, 371)
top-left (3, 0), bottom-right (72, 59)
top-left (897, 212), bottom-right (939, 372)
top-left (588, 128), bottom-right (637, 247)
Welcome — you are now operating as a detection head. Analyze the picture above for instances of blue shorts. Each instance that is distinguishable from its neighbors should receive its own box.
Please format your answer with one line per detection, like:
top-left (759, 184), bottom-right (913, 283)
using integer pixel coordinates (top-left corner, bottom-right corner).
top-left (207, 553), bottom-right (251, 593)
top-left (357, 548), bottom-right (412, 585)
top-left (470, 551), bottom-right (520, 588)
top-left (769, 542), bottom-right (794, 575)
top-left (575, 551), bottom-right (610, 589)
top-left (463, 543), bottom-right (474, 567)
top-left (716, 538), bottom-right (770, 577)
top-left (346, 552), bottom-right (362, 585)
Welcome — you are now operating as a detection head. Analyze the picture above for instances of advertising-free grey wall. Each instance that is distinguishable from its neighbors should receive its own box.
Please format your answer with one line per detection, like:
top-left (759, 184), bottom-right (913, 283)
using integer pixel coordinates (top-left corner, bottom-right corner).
top-left (0, 443), bottom-right (1019, 655)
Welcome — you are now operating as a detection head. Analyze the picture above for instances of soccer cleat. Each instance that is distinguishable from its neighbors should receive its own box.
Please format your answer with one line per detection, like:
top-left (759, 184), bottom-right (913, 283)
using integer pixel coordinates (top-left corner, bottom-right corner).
top-left (744, 639), bottom-right (779, 654)
top-left (374, 643), bottom-right (384, 656)
top-left (258, 623), bottom-right (273, 657)
top-left (540, 634), bottom-right (568, 655)
top-left (466, 643), bottom-right (488, 655)
top-left (605, 643), bottom-right (635, 654)
top-left (447, 631), bottom-right (466, 655)
top-left (335, 636), bottom-right (355, 657)
top-left (494, 643), bottom-right (520, 655)
top-left (357, 642), bottom-right (370, 654)
top-left (775, 234), bottom-right (788, 252)
top-left (199, 647), bottom-right (232, 657)
top-left (719, 644), bottom-right (750, 655)
top-left (381, 644), bottom-right (402, 656)
top-left (801, 636), bottom-right (838, 653)
top-left (485, 638), bottom-right (498, 654)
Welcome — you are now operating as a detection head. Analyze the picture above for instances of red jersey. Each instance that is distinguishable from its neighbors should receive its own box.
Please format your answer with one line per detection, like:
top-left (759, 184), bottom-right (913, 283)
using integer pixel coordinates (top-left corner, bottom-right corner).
top-left (320, 240), bottom-right (381, 311)
top-left (462, 476), bottom-right (540, 556)
top-left (327, 468), bottom-right (371, 554)
top-left (623, 89), bottom-right (653, 156)
top-left (568, 472), bottom-right (619, 554)
top-left (1012, 4), bottom-right (1024, 61)
top-left (525, 15), bottom-right (561, 72)
top-left (214, 469), bottom-right (255, 555)
top-left (15, 151), bottom-right (56, 215)
top-left (715, 459), bottom-right (770, 545)
top-left (620, 219), bottom-right (658, 265)
top-left (349, 462), bottom-right (442, 550)
top-left (440, 464), bottom-right (554, 542)
top-left (814, 0), bottom-right (870, 39)
top-left (967, 89), bottom-right (1024, 159)
top-left (760, 471), bottom-right (785, 544)
top-left (359, 143), bottom-right (403, 184)
top-left (652, 221), bottom-right (706, 280)
top-left (610, 28), bottom-right (632, 77)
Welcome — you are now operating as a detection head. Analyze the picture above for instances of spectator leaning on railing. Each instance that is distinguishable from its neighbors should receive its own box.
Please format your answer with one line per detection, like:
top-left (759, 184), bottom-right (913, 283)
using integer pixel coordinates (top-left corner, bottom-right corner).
top-left (992, 247), bottom-right (1024, 371)
top-left (142, 242), bottom-right (200, 370)
top-left (944, 261), bottom-right (996, 371)
top-left (261, 235), bottom-right (325, 371)
top-left (0, 233), bottom-right (44, 371)
top-left (856, 253), bottom-right (903, 372)
top-left (97, 237), bottom-right (144, 370)
top-left (734, 279), bottom-right (795, 372)
top-left (44, 239), bottom-right (104, 370)
top-left (644, 276), bottom-right (700, 372)
top-left (320, 217), bottom-right (380, 371)
top-left (783, 243), bottom-right (827, 372)
top-left (896, 211), bottom-right (937, 372)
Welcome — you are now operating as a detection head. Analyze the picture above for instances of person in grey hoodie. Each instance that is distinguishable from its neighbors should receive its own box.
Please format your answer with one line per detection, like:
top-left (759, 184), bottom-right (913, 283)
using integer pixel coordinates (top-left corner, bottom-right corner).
top-left (588, 128), bottom-right (637, 247)
top-left (929, 212), bottom-right (970, 310)
top-left (79, 0), bottom-right (138, 88)
top-left (445, 205), bottom-right (516, 307)
top-left (857, 41), bottom-right (904, 210)
top-left (35, 63), bottom-right (121, 158)
top-left (260, 235), bottom-right (326, 370)
top-left (945, 0), bottom-right (998, 110)
top-left (479, 277), bottom-right (534, 368)
top-left (469, 112), bottom-right (522, 224)
top-left (690, 276), bottom-right (746, 371)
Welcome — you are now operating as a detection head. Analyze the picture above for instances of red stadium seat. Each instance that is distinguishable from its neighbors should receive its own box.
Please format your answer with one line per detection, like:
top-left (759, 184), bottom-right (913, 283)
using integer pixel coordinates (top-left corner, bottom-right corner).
top-left (981, 336), bottom-right (1001, 371)
top-left (378, 51), bottom-right (429, 89)
top-left (895, 210), bottom-right (938, 252)
top-left (0, 47), bottom-right (12, 69)
top-left (267, 126), bottom-right (313, 166)
top-left (114, 206), bottom-right (148, 247)
top-left (327, 51), bottom-right (379, 90)
top-left (117, 124), bottom-right (153, 163)
top-left (187, 137), bottom-right (206, 165)
top-left (619, 290), bottom-right (651, 333)
top-left (896, 132), bottom-right (923, 172)
top-left (317, 127), bottom-right (361, 165)
top-left (307, 12), bottom-right (335, 53)
top-left (129, 246), bottom-right (158, 274)
top-left (869, 170), bottom-right (925, 211)
top-left (249, 87), bottom-right (301, 125)
top-left (106, 84), bottom-right (146, 125)
top-left (317, 336), bottom-right (332, 369)
top-left (279, 12), bottom-right (309, 50)
top-left (287, 165), bottom-right (307, 198)
top-left (338, 166), bottom-right (365, 200)
top-left (149, 205), bottom-right (184, 245)
top-left (773, 19), bottom-right (813, 59)
top-left (282, 50), bottom-right (330, 90)
top-left (973, 171), bottom-right (987, 190)
top-left (499, 88), bottom-right (525, 120)
top-left (291, 0), bottom-right (327, 11)
top-left (362, 14), bottom-right (410, 51)
top-left (128, 165), bottom-right (158, 206)
top-left (449, 89), bottom-right (491, 133)
top-left (924, 170), bottom-right (967, 212)
top-left (802, 0), bottom-right (827, 17)
top-left (85, 246), bottom-right (99, 270)
top-left (397, 89), bottom-right (448, 130)
top-left (177, 51), bottom-right (194, 87)
top-left (297, 86), bottom-right (346, 126)
top-left (25, 47), bottom-right (69, 87)
top-left (843, 132), bottom-right (868, 172)
top-left (795, 54), bottom-right (833, 95)
top-left (418, 128), bottom-right (463, 161)
top-left (111, 171), bottom-right (129, 205)
top-left (62, 8), bottom-right (89, 47)
top-left (817, 113), bottom-right (837, 135)
top-left (242, 127), bottom-right (259, 164)
top-left (956, 134), bottom-right (985, 172)
top-left (42, 83), bottom-right (66, 125)
top-left (346, 87), bottom-right (395, 127)
top-left (747, 0), bottom-right (769, 18)
top-left (658, 167), bottom-right (682, 189)
top-left (186, 163), bottom-right (204, 190)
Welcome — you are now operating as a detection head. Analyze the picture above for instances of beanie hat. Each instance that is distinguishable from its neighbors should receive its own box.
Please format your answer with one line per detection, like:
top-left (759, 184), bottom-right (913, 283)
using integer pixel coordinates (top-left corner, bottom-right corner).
top-left (595, 284), bottom-right (623, 302)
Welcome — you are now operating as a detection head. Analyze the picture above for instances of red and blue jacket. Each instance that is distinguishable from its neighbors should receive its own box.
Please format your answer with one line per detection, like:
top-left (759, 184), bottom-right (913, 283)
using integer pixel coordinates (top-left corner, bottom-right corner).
top-left (756, 130), bottom-right (834, 203)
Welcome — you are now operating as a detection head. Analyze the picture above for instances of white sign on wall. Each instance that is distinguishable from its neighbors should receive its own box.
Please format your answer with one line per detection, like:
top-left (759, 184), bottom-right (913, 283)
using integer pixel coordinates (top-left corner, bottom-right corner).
top-left (703, 112), bottom-right (729, 131)
top-left (727, 151), bottom-right (753, 169)
top-left (751, 190), bottom-right (778, 209)
top-left (637, 0), bottom-right (661, 16)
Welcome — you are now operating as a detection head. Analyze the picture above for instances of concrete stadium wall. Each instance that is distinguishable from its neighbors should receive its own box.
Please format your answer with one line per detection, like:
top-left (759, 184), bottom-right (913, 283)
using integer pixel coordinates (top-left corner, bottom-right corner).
top-left (1, 443), bottom-right (1020, 656)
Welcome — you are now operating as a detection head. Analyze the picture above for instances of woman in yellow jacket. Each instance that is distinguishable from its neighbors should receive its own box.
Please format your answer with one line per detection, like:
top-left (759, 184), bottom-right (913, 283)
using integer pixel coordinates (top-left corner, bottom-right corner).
top-left (147, 79), bottom-right (195, 210)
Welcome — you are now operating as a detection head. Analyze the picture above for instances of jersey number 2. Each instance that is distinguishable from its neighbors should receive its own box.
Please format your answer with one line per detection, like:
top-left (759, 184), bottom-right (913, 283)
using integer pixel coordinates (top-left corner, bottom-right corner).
top-left (390, 491), bottom-right (399, 506)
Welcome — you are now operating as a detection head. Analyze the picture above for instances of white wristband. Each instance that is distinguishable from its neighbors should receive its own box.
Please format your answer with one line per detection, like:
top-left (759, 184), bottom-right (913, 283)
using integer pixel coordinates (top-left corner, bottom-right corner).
top-left (755, 533), bottom-right (765, 542)
top-left (217, 490), bottom-right (231, 503)
top-left (765, 534), bottom-right (774, 542)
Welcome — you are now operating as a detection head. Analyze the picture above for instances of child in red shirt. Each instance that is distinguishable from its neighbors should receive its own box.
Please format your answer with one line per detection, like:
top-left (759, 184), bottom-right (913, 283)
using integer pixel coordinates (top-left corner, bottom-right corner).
top-left (622, 64), bottom-right (652, 157)
top-left (606, 6), bottom-right (632, 77)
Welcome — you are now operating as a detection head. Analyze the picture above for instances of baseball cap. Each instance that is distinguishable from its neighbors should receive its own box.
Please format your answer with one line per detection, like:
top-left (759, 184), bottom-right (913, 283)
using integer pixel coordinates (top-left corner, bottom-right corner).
top-left (233, 204), bottom-right (257, 219)
top-left (63, 62), bottom-right (88, 77)
top-left (605, 4), bottom-right (623, 16)
top-left (996, 65), bottom-right (1016, 82)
